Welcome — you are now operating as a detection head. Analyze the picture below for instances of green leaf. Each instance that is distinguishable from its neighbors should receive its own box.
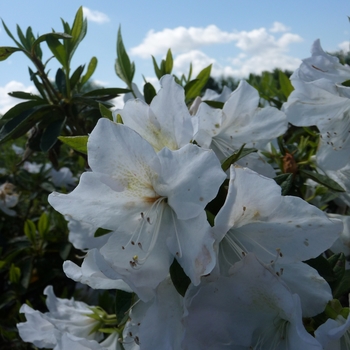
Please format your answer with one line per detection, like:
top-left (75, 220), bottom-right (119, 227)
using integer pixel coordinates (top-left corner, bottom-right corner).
top-left (8, 91), bottom-right (43, 101)
top-left (58, 135), bottom-right (88, 154)
top-left (115, 290), bottom-right (133, 323)
top-left (46, 35), bottom-right (67, 69)
top-left (28, 67), bottom-right (47, 100)
top-left (70, 65), bottom-right (85, 90)
top-left (40, 117), bottom-right (66, 152)
top-left (0, 105), bottom-right (53, 143)
top-left (184, 79), bottom-right (199, 95)
top-left (274, 173), bottom-right (293, 195)
top-left (0, 100), bottom-right (45, 120)
top-left (221, 145), bottom-right (257, 172)
top-left (16, 24), bottom-right (29, 50)
top-left (278, 70), bottom-right (294, 99)
top-left (68, 6), bottom-right (87, 62)
top-left (333, 270), bottom-right (350, 299)
top-left (203, 100), bottom-right (224, 109)
top-left (143, 82), bottom-right (157, 104)
top-left (115, 26), bottom-right (134, 87)
top-left (0, 46), bottom-right (22, 61)
top-left (55, 68), bottom-right (67, 96)
top-left (94, 227), bottom-right (113, 238)
top-left (152, 55), bottom-right (162, 80)
top-left (9, 263), bottom-right (21, 284)
top-left (164, 49), bottom-right (173, 74)
top-left (300, 169), bottom-right (345, 192)
top-left (80, 56), bottom-right (98, 86)
top-left (185, 64), bottom-right (212, 100)
top-left (24, 219), bottom-right (36, 243)
top-left (305, 255), bottom-right (336, 283)
top-left (170, 258), bottom-right (191, 297)
top-left (1, 20), bottom-right (23, 48)
top-left (32, 32), bottom-right (71, 52)
top-left (99, 103), bottom-right (113, 121)
top-left (38, 212), bottom-right (49, 239)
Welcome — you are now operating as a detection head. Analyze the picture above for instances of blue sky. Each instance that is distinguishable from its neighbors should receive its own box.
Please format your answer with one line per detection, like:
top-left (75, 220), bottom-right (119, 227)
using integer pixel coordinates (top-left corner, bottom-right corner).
top-left (0, 0), bottom-right (349, 113)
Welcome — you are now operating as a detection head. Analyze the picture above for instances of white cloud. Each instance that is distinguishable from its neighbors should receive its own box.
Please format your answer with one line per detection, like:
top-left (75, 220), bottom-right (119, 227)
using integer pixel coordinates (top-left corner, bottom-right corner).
top-left (173, 50), bottom-right (216, 77)
top-left (82, 7), bottom-right (110, 24)
top-left (130, 25), bottom-right (237, 58)
top-left (338, 41), bottom-right (350, 53)
top-left (0, 81), bottom-right (36, 115)
top-left (269, 21), bottom-right (290, 33)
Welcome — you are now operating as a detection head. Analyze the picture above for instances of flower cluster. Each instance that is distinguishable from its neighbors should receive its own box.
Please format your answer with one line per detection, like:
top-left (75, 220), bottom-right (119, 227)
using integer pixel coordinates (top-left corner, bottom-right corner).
top-left (17, 45), bottom-right (350, 349)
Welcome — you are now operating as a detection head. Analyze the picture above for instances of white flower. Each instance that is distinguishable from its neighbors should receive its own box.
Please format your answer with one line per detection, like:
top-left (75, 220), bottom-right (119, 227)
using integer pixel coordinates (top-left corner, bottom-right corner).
top-left (17, 286), bottom-right (103, 348)
top-left (315, 309), bottom-right (350, 350)
top-left (0, 182), bottom-right (19, 216)
top-left (114, 75), bottom-right (193, 152)
top-left (182, 253), bottom-right (322, 349)
top-left (50, 167), bottom-right (77, 188)
top-left (290, 39), bottom-right (350, 84)
top-left (214, 166), bottom-right (342, 316)
top-left (122, 277), bottom-right (183, 350)
top-left (49, 119), bottom-right (226, 300)
top-left (194, 80), bottom-right (287, 161)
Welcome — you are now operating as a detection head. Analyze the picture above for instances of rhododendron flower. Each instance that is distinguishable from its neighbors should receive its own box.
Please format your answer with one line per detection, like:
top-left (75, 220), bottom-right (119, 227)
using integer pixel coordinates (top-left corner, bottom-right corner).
top-left (122, 277), bottom-right (183, 350)
top-left (214, 166), bottom-right (342, 316)
top-left (114, 75), bottom-right (193, 152)
top-left (49, 119), bottom-right (226, 300)
top-left (290, 39), bottom-right (350, 84)
top-left (182, 253), bottom-right (322, 349)
top-left (194, 80), bottom-right (287, 161)
top-left (17, 286), bottom-right (104, 348)
top-left (0, 182), bottom-right (19, 216)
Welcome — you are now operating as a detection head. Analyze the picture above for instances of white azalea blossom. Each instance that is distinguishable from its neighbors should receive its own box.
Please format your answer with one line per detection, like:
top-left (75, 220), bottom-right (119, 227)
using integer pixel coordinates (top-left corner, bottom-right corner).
top-left (122, 277), bottom-right (183, 350)
top-left (17, 286), bottom-right (104, 348)
top-left (214, 166), bottom-right (341, 316)
top-left (290, 39), bottom-right (350, 84)
top-left (182, 253), bottom-right (322, 349)
top-left (0, 182), bottom-right (19, 216)
top-left (315, 309), bottom-right (350, 350)
top-left (114, 75), bottom-right (193, 152)
top-left (49, 118), bottom-right (226, 300)
top-left (194, 80), bottom-right (288, 161)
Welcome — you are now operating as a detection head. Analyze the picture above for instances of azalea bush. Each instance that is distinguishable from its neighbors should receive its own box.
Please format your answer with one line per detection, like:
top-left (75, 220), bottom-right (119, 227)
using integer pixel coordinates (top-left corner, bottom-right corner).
top-left (0, 6), bottom-right (350, 350)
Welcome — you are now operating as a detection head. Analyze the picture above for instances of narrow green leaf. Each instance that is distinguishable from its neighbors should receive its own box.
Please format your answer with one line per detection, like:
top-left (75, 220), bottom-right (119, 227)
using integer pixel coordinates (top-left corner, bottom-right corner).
top-left (33, 32), bottom-right (71, 52)
top-left (152, 56), bottom-right (162, 80)
top-left (69, 6), bottom-right (87, 62)
top-left (99, 103), bottom-right (113, 121)
top-left (165, 49), bottom-right (173, 74)
top-left (8, 91), bottom-right (43, 101)
top-left (9, 264), bottom-right (21, 284)
top-left (300, 169), bottom-right (345, 192)
top-left (70, 65), bottom-right (85, 90)
top-left (1, 100), bottom-right (45, 120)
top-left (1, 20), bottom-right (23, 48)
top-left (80, 56), bottom-right (98, 85)
top-left (203, 100), bottom-right (224, 109)
top-left (0, 105), bottom-right (53, 143)
top-left (278, 70), bottom-right (294, 99)
top-left (115, 290), bottom-right (133, 323)
top-left (115, 26), bottom-right (134, 86)
top-left (46, 35), bottom-right (67, 68)
top-left (28, 67), bottom-right (47, 100)
top-left (38, 212), bottom-right (49, 239)
top-left (40, 117), bottom-right (66, 152)
top-left (24, 219), bottom-right (36, 243)
top-left (143, 82), bottom-right (157, 104)
top-left (184, 79), bottom-right (199, 95)
top-left (221, 145), bottom-right (257, 172)
top-left (333, 270), bottom-right (350, 299)
top-left (94, 227), bottom-right (112, 237)
top-left (16, 24), bottom-right (29, 50)
top-left (185, 64), bottom-right (212, 100)
top-left (58, 135), bottom-right (88, 154)
top-left (55, 68), bottom-right (67, 95)
top-left (170, 258), bottom-right (191, 297)
top-left (0, 46), bottom-right (22, 61)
